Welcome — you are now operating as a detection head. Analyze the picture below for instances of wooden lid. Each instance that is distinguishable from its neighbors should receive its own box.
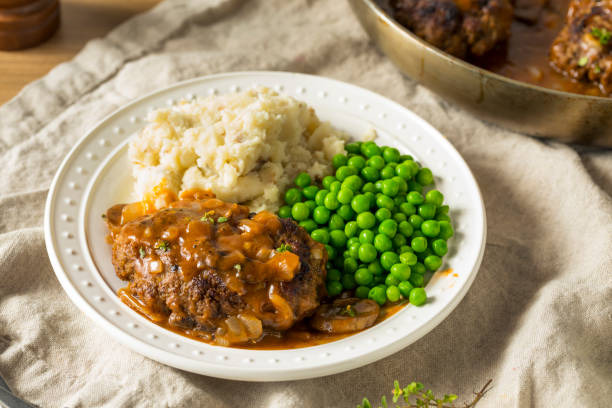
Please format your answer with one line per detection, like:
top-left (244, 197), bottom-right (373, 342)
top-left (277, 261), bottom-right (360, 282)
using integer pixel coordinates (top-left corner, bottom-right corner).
top-left (0, 0), bottom-right (59, 50)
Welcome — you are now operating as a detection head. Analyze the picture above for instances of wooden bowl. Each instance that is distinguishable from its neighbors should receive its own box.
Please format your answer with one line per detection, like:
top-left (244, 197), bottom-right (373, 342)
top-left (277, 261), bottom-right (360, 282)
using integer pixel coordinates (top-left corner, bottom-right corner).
top-left (0, 0), bottom-right (59, 50)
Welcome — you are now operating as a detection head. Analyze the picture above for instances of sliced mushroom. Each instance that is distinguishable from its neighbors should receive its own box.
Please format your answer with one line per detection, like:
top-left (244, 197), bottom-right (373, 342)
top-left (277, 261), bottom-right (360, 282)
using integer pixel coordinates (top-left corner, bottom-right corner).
top-left (309, 298), bottom-right (380, 334)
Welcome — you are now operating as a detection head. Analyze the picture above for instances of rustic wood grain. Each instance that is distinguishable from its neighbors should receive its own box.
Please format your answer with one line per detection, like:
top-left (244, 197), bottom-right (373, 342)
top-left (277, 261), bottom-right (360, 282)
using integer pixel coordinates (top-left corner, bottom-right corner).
top-left (0, 0), bottom-right (160, 104)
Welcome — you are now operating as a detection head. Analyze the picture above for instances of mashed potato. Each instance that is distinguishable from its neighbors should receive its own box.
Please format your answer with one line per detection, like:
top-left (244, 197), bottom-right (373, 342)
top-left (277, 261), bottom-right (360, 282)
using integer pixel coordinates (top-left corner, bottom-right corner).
top-left (128, 87), bottom-right (348, 211)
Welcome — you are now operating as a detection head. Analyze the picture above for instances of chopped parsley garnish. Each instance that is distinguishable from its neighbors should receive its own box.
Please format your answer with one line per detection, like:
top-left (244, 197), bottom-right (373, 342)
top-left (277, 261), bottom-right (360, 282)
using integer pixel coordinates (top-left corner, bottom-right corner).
top-left (340, 305), bottom-right (356, 317)
top-left (578, 56), bottom-right (588, 67)
top-left (595, 65), bottom-right (602, 74)
top-left (217, 216), bottom-right (228, 223)
top-left (276, 243), bottom-right (293, 253)
top-left (139, 247), bottom-right (146, 258)
top-left (155, 241), bottom-right (170, 252)
top-left (101, 214), bottom-right (106, 218)
top-left (592, 27), bottom-right (611, 46)
top-left (200, 211), bottom-right (214, 223)
top-left (234, 264), bottom-right (242, 272)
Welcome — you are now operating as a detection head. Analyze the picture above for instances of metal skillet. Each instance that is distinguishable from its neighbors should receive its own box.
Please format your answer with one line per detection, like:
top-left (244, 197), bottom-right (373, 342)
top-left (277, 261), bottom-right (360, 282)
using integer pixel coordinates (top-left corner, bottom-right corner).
top-left (349, 0), bottom-right (612, 147)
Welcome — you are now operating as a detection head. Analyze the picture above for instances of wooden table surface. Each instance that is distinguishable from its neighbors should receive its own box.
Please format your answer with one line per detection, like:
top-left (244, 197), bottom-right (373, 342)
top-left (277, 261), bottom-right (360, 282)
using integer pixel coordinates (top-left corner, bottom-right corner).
top-left (0, 0), bottom-right (160, 105)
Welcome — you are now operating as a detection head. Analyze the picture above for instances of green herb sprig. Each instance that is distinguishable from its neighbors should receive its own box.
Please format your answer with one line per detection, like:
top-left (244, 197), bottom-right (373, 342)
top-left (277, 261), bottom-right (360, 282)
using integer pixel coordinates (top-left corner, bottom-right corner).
top-left (357, 379), bottom-right (492, 408)
top-left (276, 243), bottom-right (293, 253)
top-left (592, 27), bottom-right (611, 46)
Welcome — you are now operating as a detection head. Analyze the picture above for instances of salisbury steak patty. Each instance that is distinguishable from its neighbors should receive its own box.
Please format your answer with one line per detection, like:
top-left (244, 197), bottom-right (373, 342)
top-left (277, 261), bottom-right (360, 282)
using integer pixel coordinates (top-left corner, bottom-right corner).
top-left (390, 0), bottom-right (514, 58)
top-left (106, 191), bottom-right (327, 345)
top-left (550, 0), bottom-right (612, 95)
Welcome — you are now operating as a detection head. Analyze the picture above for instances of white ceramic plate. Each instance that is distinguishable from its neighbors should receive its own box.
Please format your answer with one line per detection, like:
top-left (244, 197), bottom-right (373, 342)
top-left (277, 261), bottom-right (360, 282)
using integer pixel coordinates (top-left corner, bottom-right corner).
top-left (44, 71), bottom-right (486, 381)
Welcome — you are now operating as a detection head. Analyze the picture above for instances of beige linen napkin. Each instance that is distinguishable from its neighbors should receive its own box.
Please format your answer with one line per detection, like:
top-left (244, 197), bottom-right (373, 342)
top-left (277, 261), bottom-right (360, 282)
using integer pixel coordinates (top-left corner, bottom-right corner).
top-left (1, 0), bottom-right (611, 407)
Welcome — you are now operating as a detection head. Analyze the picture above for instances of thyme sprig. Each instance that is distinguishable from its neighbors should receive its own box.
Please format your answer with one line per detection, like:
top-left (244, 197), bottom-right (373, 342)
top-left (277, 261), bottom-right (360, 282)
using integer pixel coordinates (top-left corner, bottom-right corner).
top-left (358, 379), bottom-right (492, 408)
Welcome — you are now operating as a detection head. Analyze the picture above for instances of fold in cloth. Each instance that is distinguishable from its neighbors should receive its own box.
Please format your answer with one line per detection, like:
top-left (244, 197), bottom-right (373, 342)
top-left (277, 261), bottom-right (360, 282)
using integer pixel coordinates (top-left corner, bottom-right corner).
top-left (0, 0), bottom-right (610, 407)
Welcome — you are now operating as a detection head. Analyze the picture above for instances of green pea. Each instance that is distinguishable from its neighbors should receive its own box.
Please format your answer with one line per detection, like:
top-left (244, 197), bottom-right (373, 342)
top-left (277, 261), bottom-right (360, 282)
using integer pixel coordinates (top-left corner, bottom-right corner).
top-left (418, 203), bottom-right (436, 220)
top-left (315, 189), bottom-right (329, 206)
top-left (407, 180), bottom-right (423, 194)
top-left (311, 228), bottom-right (329, 244)
top-left (393, 234), bottom-right (407, 248)
top-left (398, 281), bottom-right (414, 298)
top-left (386, 285), bottom-right (401, 302)
top-left (374, 180), bottom-right (384, 192)
top-left (302, 185), bottom-right (318, 200)
top-left (395, 163), bottom-right (413, 180)
top-left (368, 260), bottom-right (384, 276)
top-left (313, 206), bottom-right (331, 224)
top-left (351, 194), bottom-right (370, 213)
top-left (345, 221), bottom-right (359, 238)
top-left (398, 220), bottom-right (414, 237)
top-left (342, 175), bottom-right (363, 192)
top-left (399, 154), bottom-right (413, 162)
top-left (327, 268), bottom-right (341, 281)
top-left (409, 273), bottom-right (425, 288)
top-left (407, 191), bottom-right (424, 205)
top-left (348, 243), bottom-right (360, 259)
top-left (336, 165), bottom-right (357, 182)
top-left (322, 176), bottom-right (336, 190)
top-left (393, 213), bottom-right (407, 223)
top-left (323, 192), bottom-right (340, 210)
top-left (355, 286), bottom-right (370, 299)
top-left (411, 236), bottom-right (428, 252)
top-left (343, 257), bottom-right (358, 273)
top-left (278, 205), bottom-right (291, 218)
top-left (347, 237), bottom-right (360, 247)
top-left (393, 177), bottom-right (408, 194)
top-left (327, 281), bottom-right (343, 297)
top-left (432, 239), bottom-right (448, 256)
top-left (382, 147), bottom-right (400, 163)
top-left (359, 229), bottom-right (375, 244)
top-left (424, 255), bottom-right (442, 271)
top-left (358, 243), bottom-right (377, 263)
top-left (374, 233), bottom-right (393, 252)
top-left (328, 214), bottom-right (345, 230)
top-left (438, 205), bottom-right (449, 215)
top-left (413, 262), bottom-right (426, 275)
top-left (329, 181), bottom-right (342, 193)
top-left (332, 154), bottom-right (348, 169)
top-left (438, 221), bottom-right (454, 240)
top-left (361, 141), bottom-right (382, 158)
top-left (367, 155), bottom-right (385, 170)
top-left (390, 263), bottom-right (411, 281)
top-left (362, 182), bottom-right (376, 193)
top-left (409, 214), bottom-right (424, 229)
top-left (347, 156), bottom-right (366, 171)
top-left (400, 251), bottom-right (418, 266)
top-left (412, 230), bottom-right (424, 238)
top-left (356, 211), bottom-right (376, 229)
top-left (299, 219), bottom-right (317, 233)
top-left (368, 286), bottom-right (387, 305)
top-left (291, 202), bottom-right (310, 221)
top-left (425, 190), bottom-right (444, 207)
top-left (378, 219), bottom-right (398, 238)
top-left (421, 220), bottom-right (440, 237)
top-left (380, 166), bottom-right (395, 179)
top-left (294, 172), bottom-right (311, 188)
top-left (416, 168), bottom-right (434, 186)
top-left (336, 188), bottom-right (354, 205)
top-left (399, 245), bottom-right (413, 254)
top-left (345, 142), bottom-right (362, 154)
top-left (284, 188), bottom-right (302, 205)
top-left (436, 214), bottom-right (451, 222)
top-left (361, 166), bottom-right (380, 182)
top-left (364, 192), bottom-right (377, 208)
top-left (304, 200), bottom-right (316, 211)
top-left (342, 273), bottom-right (357, 290)
top-left (399, 202), bottom-right (416, 216)
top-left (375, 208), bottom-right (391, 222)
top-left (329, 230), bottom-right (347, 248)
top-left (381, 179), bottom-right (399, 197)
top-left (354, 268), bottom-right (373, 286)
top-left (409, 287), bottom-right (427, 306)
top-left (380, 251), bottom-right (399, 271)
top-left (376, 194), bottom-right (394, 210)
top-left (403, 160), bottom-right (419, 176)
top-left (337, 204), bottom-right (355, 221)
top-left (385, 274), bottom-right (400, 287)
